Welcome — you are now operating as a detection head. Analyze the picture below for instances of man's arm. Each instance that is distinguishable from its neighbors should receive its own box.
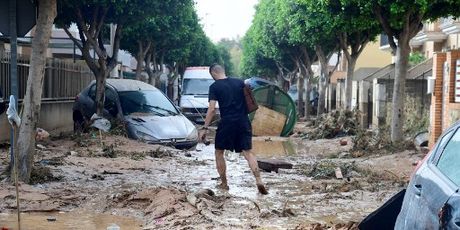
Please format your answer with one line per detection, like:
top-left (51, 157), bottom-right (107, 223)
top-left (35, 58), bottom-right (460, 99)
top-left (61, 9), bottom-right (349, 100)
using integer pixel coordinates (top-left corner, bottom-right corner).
top-left (203, 100), bottom-right (217, 128)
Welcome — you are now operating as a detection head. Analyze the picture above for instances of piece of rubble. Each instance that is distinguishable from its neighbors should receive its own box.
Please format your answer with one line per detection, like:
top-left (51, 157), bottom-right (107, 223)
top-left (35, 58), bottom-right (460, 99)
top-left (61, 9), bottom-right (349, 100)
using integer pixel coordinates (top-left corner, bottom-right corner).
top-left (36, 144), bottom-right (47, 150)
top-left (36, 128), bottom-right (49, 141)
top-left (335, 167), bottom-right (343, 179)
top-left (257, 159), bottom-right (293, 173)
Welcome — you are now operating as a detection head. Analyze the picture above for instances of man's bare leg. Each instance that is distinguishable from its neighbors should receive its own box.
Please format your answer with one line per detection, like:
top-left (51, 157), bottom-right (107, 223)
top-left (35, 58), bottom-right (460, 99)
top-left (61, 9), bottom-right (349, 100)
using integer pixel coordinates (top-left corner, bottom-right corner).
top-left (242, 150), bottom-right (268, 194)
top-left (215, 149), bottom-right (229, 190)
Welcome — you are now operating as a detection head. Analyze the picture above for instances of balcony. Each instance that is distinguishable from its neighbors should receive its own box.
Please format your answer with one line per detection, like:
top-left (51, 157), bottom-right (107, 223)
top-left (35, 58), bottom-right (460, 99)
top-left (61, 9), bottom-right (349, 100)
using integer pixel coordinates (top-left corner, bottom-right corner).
top-left (412, 20), bottom-right (447, 44)
top-left (440, 17), bottom-right (460, 35)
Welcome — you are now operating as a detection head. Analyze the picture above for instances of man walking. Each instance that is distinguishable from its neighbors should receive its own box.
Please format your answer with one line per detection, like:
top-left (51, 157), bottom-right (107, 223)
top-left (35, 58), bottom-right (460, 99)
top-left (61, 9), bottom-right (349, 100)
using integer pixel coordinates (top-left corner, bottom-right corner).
top-left (199, 64), bottom-right (268, 195)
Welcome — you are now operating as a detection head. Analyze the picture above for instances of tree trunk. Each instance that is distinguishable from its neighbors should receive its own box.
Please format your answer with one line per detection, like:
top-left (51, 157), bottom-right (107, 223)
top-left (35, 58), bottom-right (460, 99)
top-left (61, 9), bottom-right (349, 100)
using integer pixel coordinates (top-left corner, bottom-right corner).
top-left (345, 58), bottom-right (357, 110)
top-left (15, 0), bottom-right (56, 182)
top-left (305, 77), bottom-right (312, 120)
top-left (391, 38), bottom-right (410, 142)
top-left (145, 51), bottom-right (154, 85)
top-left (95, 71), bottom-right (107, 115)
top-left (135, 41), bottom-right (144, 81)
top-left (316, 46), bottom-right (329, 116)
top-left (297, 73), bottom-right (305, 118)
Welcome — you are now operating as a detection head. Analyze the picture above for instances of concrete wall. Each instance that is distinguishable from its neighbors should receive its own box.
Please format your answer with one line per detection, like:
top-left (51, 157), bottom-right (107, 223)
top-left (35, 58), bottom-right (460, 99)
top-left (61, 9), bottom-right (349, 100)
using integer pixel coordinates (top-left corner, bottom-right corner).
top-left (355, 38), bottom-right (393, 70)
top-left (372, 78), bottom-right (431, 129)
top-left (0, 101), bottom-right (74, 142)
top-left (358, 81), bottom-right (371, 128)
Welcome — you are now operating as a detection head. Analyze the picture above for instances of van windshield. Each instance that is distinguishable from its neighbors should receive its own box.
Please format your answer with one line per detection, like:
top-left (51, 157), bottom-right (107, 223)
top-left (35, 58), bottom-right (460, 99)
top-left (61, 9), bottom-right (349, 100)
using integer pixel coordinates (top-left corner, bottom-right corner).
top-left (182, 79), bottom-right (214, 95)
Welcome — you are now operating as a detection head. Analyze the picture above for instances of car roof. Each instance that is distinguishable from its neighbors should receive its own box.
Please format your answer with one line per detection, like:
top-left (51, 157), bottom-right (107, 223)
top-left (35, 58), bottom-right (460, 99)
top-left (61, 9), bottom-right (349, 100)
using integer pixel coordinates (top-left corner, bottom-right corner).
top-left (91, 79), bottom-right (160, 92)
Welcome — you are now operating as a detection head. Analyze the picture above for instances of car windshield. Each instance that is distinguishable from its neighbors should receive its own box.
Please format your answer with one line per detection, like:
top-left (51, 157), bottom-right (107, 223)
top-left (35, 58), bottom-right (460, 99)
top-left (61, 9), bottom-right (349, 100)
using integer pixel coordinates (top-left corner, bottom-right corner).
top-left (118, 90), bottom-right (178, 116)
top-left (182, 79), bottom-right (214, 95)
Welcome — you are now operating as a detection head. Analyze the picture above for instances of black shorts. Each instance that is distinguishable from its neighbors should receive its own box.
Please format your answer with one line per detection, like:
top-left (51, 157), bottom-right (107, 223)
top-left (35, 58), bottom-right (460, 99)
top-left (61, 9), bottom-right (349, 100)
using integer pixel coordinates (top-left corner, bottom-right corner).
top-left (215, 118), bottom-right (252, 153)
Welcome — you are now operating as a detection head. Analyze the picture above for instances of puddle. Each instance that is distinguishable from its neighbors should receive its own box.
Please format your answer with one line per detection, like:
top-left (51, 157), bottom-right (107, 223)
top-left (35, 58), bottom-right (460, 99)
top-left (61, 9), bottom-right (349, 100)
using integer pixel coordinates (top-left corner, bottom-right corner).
top-left (251, 137), bottom-right (296, 158)
top-left (0, 211), bottom-right (142, 230)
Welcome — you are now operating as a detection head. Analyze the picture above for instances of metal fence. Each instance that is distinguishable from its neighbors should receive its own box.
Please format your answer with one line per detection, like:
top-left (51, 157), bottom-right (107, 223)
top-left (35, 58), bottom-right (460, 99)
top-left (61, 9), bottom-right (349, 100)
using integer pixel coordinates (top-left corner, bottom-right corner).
top-left (0, 50), bottom-right (94, 101)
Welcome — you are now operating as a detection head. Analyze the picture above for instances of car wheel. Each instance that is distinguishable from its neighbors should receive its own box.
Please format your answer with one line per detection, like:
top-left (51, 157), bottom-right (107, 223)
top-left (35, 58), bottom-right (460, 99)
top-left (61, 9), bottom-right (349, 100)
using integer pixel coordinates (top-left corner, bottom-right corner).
top-left (74, 119), bottom-right (85, 134)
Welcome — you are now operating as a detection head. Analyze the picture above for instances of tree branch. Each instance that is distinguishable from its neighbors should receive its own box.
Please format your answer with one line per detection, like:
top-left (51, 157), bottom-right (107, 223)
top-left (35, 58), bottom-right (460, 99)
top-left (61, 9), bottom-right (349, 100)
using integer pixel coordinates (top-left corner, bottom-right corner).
top-left (63, 27), bottom-right (83, 51)
top-left (75, 8), bottom-right (91, 43)
top-left (89, 5), bottom-right (99, 37)
top-left (339, 33), bottom-right (352, 62)
top-left (95, 7), bottom-right (109, 39)
top-left (373, 4), bottom-right (397, 53)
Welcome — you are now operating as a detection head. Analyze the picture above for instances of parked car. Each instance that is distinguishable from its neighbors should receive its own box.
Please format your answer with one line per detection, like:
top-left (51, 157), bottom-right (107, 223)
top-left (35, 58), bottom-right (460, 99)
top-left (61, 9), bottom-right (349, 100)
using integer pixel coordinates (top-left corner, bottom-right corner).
top-left (244, 77), bottom-right (275, 90)
top-left (395, 121), bottom-right (460, 229)
top-left (73, 79), bottom-right (198, 149)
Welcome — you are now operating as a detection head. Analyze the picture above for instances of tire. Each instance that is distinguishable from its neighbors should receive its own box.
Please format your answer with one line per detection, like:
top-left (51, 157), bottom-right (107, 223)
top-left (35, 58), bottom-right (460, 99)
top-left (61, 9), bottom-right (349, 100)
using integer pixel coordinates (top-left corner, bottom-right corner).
top-left (73, 118), bottom-right (85, 134)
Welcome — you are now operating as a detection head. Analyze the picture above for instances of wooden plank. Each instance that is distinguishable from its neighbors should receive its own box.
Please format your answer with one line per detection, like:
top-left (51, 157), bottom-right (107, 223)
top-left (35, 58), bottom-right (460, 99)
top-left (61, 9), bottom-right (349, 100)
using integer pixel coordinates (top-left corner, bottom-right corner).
top-left (257, 159), bottom-right (293, 173)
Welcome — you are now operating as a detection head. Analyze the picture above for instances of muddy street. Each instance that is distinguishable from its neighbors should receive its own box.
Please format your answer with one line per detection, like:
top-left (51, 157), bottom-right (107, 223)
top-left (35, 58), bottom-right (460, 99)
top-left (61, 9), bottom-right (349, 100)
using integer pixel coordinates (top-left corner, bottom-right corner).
top-left (0, 129), bottom-right (423, 229)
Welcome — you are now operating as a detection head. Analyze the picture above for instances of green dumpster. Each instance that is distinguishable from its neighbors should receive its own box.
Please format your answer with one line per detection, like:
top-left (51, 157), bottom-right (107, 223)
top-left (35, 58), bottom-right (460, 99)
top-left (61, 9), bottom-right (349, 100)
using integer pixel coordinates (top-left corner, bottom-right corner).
top-left (250, 85), bottom-right (297, 137)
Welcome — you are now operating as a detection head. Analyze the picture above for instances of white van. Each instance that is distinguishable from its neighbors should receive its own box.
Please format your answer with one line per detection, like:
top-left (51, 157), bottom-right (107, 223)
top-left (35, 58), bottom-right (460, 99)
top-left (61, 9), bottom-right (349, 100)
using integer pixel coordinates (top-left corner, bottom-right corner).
top-left (179, 66), bottom-right (218, 124)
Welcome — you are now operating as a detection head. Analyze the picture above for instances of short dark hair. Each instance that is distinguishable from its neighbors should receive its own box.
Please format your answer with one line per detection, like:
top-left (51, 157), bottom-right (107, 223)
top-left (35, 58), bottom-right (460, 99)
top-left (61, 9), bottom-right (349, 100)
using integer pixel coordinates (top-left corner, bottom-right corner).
top-left (209, 63), bottom-right (220, 74)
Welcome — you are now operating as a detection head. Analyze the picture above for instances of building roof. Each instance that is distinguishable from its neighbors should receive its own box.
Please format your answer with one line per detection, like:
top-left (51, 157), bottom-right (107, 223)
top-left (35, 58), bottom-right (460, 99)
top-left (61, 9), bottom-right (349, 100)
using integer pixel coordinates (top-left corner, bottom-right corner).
top-left (408, 58), bottom-right (433, 79)
top-left (360, 58), bottom-right (433, 81)
top-left (362, 64), bottom-right (395, 81)
top-left (353, 68), bottom-right (381, 81)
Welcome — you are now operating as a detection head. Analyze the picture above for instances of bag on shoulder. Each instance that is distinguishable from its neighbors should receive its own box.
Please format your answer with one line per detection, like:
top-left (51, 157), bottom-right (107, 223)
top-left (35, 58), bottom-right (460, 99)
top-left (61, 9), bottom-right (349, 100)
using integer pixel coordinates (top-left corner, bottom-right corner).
top-left (243, 84), bottom-right (258, 114)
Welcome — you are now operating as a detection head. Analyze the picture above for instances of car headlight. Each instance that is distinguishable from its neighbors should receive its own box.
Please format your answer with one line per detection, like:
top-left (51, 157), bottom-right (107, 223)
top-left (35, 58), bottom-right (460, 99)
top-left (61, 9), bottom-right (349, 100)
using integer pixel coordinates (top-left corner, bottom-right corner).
top-left (186, 128), bottom-right (198, 141)
top-left (136, 131), bottom-right (158, 142)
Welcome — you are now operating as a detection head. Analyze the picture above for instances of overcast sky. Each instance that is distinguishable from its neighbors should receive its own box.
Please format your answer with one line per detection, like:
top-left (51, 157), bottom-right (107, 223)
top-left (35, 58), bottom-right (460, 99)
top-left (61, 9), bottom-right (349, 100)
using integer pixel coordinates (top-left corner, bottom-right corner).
top-left (194, 0), bottom-right (258, 43)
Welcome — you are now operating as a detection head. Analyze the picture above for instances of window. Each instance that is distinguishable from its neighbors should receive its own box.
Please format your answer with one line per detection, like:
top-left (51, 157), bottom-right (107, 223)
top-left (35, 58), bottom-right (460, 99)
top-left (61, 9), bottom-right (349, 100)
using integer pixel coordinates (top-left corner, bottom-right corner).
top-left (88, 85), bottom-right (96, 100)
top-left (182, 79), bottom-right (214, 95)
top-left (118, 90), bottom-right (178, 116)
top-left (104, 88), bottom-right (118, 116)
top-left (437, 129), bottom-right (460, 186)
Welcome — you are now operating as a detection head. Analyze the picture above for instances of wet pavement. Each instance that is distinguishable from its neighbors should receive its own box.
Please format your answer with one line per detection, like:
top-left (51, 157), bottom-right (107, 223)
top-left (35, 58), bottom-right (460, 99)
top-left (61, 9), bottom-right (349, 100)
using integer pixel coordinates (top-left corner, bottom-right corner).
top-left (0, 134), bottom-right (423, 229)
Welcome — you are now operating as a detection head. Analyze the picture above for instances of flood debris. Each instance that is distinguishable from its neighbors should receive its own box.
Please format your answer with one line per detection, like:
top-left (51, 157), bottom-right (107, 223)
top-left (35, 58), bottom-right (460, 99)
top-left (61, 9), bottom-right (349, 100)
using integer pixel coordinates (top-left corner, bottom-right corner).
top-left (305, 110), bottom-right (360, 140)
top-left (29, 166), bottom-right (62, 185)
top-left (257, 159), bottom-right (293, 173)
top-left (102, 143), bottom-right (118, 158)
top-left (36, 128), bottom-right (50, 141)
top-left (335, 167), bottom-right (343, 179)
top-left (295, 222), bottom-right (359, 230)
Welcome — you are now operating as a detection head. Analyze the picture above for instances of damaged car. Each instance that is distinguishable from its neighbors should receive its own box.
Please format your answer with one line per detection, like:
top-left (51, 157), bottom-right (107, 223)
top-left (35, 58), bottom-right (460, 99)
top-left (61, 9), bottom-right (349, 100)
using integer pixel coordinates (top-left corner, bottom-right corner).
top-left (73, 79), bottom-right (198, 149)
top-left (394, 121), bottom-right (460, 229)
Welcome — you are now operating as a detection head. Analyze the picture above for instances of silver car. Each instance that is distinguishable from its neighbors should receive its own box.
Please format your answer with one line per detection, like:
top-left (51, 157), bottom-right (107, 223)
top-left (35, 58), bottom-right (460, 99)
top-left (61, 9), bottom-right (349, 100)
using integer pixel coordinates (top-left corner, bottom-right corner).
top-left (395, 121), bottom-right (460, 229)
top-left (73, 79), bottom-right (198, 149)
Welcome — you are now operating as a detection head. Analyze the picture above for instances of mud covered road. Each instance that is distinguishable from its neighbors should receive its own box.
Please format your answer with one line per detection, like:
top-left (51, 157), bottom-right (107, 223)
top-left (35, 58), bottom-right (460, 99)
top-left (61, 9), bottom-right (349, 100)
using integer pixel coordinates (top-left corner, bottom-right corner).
top-left (0, 130), bottom-right (423, 229)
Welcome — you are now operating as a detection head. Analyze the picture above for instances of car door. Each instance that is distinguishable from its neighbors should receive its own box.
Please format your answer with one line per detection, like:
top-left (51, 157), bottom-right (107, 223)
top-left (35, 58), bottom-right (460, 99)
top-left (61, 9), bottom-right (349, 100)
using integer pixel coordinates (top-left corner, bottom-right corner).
top-left (81, 84), bottom-right (97, 119)
top-left (412, 127), bottom-right (460, 229)
top-left (396, 128), bottom-right (456, 229)
top-left (433, 129), bottom-right (460, 229)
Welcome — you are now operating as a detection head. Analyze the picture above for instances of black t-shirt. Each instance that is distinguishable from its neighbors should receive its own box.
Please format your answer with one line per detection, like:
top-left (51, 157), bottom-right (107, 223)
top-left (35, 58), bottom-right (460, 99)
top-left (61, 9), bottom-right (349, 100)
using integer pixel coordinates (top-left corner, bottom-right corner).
top-left (208, 77), bottom-right (247, 121)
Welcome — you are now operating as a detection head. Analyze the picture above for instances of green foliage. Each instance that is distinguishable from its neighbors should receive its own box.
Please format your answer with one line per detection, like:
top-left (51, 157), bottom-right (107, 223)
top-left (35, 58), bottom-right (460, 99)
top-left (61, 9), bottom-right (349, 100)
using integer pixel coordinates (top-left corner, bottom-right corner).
top-left (217, 38), bottom-right (242, 76)
top-left (409, 52), bottom-right (426, 66)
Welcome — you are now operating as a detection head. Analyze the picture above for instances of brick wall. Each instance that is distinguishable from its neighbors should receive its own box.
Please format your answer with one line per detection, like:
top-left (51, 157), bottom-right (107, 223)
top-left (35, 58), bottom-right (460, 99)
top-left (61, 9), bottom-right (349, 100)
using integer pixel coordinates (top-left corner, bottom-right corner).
top-left (429, 50), bottom-right (460, 148)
